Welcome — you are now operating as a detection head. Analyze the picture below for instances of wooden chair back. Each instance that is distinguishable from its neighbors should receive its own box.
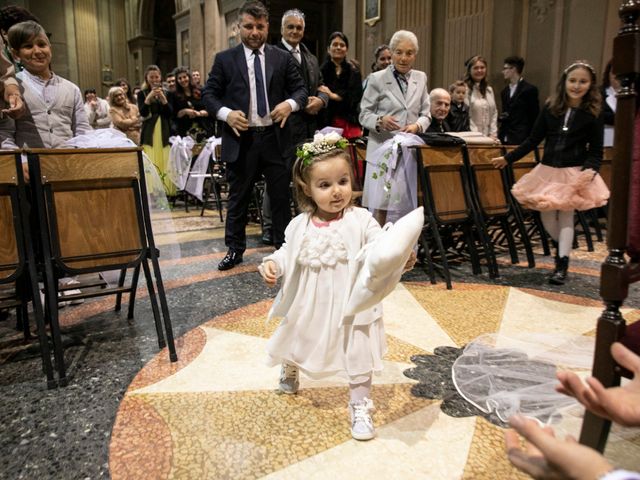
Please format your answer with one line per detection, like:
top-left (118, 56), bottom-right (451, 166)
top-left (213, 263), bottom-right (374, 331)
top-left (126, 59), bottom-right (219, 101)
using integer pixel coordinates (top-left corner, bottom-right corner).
top-left (348, 138), bottom-right (367, 191)
top-left (465, 145), bottom-right (510, 216)
top-left (418, 145), bottom-right (470, 222)
top-left (0, 153), bottom-right (20, 282)
top-left (30, 148), bottom-right (145, 272)
top-left (504, 147), bottom-right (538, 184)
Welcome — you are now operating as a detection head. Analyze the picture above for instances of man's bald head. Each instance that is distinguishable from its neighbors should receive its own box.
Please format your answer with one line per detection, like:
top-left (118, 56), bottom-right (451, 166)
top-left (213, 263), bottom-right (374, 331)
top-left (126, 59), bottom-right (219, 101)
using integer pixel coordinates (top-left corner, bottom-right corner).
top-left (430, 88), bottom-right (451, 121)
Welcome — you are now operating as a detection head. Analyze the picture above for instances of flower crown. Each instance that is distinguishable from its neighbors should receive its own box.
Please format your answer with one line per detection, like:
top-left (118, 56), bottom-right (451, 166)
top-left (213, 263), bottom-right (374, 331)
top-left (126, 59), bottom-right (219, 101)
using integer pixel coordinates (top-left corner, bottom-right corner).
top-left (296, 132), bottom-right (348, 167)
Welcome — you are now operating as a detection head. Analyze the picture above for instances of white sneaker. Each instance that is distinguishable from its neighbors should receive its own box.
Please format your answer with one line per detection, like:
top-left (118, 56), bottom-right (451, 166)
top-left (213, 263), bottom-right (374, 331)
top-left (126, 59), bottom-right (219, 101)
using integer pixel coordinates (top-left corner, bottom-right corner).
top-left (279, 363), bottom-right (299, 394)
top-left (349, 397), bottom-right (376, 441)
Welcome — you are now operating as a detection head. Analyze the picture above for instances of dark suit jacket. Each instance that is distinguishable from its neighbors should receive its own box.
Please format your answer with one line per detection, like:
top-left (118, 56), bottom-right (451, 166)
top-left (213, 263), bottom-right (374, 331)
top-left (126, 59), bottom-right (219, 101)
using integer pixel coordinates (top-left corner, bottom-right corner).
top-left (426, 118), bottom-right (451, 133)
top-left (201, 43), bottom-right (308, 164)
top-left (274, 40), bottom-right (328, 153)
top-left (499, 78), bottom-right (539, 145)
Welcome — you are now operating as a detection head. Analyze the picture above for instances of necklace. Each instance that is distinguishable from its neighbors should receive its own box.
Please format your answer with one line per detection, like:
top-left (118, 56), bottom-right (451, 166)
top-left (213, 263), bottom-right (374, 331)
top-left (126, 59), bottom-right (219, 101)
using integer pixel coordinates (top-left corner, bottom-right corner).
top-left (562, 109), bottom-right (573, 132)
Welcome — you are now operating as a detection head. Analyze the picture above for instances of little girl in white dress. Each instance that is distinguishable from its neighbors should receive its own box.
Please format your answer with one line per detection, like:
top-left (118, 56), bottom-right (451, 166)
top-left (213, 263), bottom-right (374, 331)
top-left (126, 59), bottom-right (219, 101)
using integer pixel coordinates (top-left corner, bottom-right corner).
top-left (259, 132), bottom-right (416, 441)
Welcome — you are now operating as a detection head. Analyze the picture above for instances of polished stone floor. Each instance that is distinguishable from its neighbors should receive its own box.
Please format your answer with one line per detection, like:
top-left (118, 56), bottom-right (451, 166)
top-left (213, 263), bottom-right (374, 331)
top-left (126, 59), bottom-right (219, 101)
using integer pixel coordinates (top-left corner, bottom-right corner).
top-left (1, 208), bottom-right (639, 479)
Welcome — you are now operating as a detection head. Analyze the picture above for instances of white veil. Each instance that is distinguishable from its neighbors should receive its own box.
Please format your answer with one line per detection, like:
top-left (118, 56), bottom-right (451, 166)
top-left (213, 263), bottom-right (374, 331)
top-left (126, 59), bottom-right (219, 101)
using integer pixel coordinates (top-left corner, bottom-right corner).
top-left (452, 333), bottom-right (595, 425)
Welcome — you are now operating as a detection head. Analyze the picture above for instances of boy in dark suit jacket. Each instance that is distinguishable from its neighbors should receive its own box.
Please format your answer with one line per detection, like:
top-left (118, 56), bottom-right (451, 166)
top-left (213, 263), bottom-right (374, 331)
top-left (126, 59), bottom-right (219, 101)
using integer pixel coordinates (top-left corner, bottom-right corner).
top-left (499, 56), bottom-right (540, 145)
top-left (446, 80), bottom-right (470, 132)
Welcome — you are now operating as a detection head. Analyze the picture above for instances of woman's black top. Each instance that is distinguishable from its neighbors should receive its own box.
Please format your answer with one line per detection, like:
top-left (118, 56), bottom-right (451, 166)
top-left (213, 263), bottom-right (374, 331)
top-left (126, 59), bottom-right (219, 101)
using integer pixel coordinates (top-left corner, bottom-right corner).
top-left (168, 90), bottom-right (215, 141)
top-left (137, 89), bottom-right (173, 147)
top-left (320, 59), bottom-right (363, 126)
top-left (504, 105), bottom-right (604, 172)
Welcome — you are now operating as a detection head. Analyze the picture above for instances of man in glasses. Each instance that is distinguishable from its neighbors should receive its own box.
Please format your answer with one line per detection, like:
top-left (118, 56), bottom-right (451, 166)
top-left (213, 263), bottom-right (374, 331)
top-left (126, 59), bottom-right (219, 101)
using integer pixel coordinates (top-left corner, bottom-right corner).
top-left (259, 8), bottom-right (328, 245)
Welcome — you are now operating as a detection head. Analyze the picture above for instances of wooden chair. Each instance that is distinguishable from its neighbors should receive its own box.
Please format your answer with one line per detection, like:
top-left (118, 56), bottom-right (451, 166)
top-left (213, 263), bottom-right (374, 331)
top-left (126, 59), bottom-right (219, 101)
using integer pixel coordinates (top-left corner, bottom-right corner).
top-left (0, 151), bottom-right (55, 387)
top-left (414, 145), bottom-right (497, 289)
top-left (27, 147), bottom-right (178, 386)
top-left (503, 146), bottom-right (552, 256)
top-left (465, 145), bottom-right (535, 268)
top-left (579, 1), bottom-right (640, 453)
top-left (348, 137), bottom-right (368, 193)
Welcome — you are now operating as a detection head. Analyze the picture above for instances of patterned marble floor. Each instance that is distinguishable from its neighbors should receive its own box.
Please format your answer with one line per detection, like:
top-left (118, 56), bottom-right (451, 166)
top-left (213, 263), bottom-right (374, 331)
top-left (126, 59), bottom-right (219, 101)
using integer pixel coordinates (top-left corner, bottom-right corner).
top-left (107, 277), bottom-right (640, 479)
top-left (2, 208), bottom-right (640, 480)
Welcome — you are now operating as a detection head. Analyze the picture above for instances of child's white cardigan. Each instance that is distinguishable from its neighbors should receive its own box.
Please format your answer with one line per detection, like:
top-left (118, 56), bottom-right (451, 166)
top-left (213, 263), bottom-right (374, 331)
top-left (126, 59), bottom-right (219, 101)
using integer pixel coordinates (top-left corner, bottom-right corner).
top-left (264, 207), bottom-right (383, 327)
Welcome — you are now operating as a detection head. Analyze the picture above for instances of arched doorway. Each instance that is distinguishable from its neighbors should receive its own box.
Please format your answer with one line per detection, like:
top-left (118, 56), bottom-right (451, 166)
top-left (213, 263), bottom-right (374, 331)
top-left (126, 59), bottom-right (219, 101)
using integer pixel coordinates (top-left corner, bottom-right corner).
top-left (134, 0), bottom-right (177, 79)
top-left (152, 0), bottom-right (177, 73)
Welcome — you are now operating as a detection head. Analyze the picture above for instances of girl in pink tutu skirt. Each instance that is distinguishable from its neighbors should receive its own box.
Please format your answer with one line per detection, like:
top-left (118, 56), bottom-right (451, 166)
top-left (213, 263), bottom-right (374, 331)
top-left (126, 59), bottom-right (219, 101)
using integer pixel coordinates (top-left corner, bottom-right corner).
top-left (259, 132), bottom-right (416, 441)
top-left (492, 60), bottom-right (609, 285)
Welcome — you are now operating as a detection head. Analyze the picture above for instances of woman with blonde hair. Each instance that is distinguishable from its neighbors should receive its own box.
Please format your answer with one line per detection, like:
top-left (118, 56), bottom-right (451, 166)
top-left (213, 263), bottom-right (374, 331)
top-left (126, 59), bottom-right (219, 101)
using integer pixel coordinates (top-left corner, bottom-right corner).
top-left (108, 86), bottom-right (141, 144)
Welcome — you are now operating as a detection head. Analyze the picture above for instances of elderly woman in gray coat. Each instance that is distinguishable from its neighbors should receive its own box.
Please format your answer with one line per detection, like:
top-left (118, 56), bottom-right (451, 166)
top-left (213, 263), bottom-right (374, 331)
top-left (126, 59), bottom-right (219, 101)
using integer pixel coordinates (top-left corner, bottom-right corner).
top-left (359, 30), bottom-right (431, 225)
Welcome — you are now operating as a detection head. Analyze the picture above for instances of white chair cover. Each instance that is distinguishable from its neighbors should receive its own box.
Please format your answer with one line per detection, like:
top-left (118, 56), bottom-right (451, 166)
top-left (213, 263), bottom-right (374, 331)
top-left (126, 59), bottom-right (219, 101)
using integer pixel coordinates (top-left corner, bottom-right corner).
top-left (363, 132), bottom-right (425, 217)
top-left (185, 136), bottom-right (222, 202)
top-left (168, 135), bottom-right (195, 190)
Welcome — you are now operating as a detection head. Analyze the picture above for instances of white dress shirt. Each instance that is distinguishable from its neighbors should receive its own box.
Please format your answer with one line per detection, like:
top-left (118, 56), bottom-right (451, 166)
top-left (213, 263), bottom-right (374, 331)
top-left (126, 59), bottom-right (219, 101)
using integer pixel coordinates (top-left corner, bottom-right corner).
top-left (216, 43), bottom-right (299, 127)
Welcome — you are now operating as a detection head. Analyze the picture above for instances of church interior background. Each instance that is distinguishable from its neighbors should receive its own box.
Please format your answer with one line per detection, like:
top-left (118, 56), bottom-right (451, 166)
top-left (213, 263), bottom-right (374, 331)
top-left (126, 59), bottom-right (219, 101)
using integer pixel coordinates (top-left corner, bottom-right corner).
top-left (4, 0), bottom-right (621, 111)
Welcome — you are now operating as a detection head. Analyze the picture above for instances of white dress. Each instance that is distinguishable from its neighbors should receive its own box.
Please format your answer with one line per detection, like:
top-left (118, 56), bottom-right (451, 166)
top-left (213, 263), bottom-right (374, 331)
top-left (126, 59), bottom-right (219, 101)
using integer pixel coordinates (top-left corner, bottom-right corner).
top-left (266, 218), bottom-right (387, 384)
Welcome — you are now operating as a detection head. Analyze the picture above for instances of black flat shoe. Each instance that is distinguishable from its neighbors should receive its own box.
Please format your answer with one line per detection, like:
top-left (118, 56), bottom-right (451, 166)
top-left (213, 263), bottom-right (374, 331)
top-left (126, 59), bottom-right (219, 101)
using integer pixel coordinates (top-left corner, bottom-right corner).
top-left (218, 250), bottom-right (243, 271)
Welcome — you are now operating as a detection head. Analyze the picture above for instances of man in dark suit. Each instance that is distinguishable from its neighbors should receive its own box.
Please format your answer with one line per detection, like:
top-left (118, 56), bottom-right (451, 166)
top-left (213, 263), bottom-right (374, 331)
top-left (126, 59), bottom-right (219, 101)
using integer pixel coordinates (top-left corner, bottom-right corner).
top-left (260, 8), bottom-right (328, 245)
top-left (202, 1), bottom-right (307, 270)
top-left (498, 56), bottom-right (539, 145)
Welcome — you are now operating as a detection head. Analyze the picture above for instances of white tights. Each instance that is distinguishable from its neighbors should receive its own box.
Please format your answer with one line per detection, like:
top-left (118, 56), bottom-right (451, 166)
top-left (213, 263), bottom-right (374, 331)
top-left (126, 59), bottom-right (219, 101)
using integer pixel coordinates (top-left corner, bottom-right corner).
top-left (349, 376), bottom-right (372, 403)
top-left (540, 210), bottom-right (574, 258)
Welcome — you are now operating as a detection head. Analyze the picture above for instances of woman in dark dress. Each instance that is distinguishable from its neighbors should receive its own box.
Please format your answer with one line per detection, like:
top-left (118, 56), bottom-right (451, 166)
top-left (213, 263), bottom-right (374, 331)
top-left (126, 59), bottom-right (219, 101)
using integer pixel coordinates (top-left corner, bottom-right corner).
top-left (318, 32), bottom-right (363, 139)
top-left (168, 66), bottom-right (214, 142)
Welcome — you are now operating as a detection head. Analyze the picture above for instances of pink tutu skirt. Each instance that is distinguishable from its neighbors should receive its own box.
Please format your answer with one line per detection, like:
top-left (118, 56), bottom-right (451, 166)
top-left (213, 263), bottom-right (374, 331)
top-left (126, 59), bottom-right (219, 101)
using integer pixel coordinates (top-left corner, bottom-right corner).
top-left (512, 164), bottom-right (610, 212)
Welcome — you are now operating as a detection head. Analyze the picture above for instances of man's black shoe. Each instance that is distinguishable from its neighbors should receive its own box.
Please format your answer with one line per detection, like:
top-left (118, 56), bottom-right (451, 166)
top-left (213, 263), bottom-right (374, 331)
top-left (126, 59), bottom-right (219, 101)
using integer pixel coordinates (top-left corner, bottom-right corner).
top-left (218, 250), bottom-right (243, 271)
top-left (262, 231), bottom-right (273, 245)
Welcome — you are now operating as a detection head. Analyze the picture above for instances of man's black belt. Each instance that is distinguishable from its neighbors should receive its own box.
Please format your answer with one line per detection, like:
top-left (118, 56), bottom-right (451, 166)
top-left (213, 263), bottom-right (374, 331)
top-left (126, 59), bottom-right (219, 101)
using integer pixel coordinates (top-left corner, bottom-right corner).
top-left (247, 125), bottom-right (275, 133)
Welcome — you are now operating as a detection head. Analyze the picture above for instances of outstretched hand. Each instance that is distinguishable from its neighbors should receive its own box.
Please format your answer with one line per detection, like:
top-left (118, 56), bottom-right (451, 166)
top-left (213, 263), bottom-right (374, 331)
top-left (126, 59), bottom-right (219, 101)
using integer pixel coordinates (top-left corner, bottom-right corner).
top-left (491, 156), bottom-right (508, 169)
top-left (505, 415), bottom-right (613, 480)
top-left (259, 260), bottom-right (278, 286)
top-left (556, 342), bottom-right (640, 427)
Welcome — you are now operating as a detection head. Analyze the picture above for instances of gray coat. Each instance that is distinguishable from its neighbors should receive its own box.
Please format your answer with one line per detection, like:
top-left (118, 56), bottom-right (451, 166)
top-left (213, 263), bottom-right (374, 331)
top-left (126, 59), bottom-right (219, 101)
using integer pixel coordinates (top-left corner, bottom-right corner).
top-left (359, 66), bottom-right (431, 158)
